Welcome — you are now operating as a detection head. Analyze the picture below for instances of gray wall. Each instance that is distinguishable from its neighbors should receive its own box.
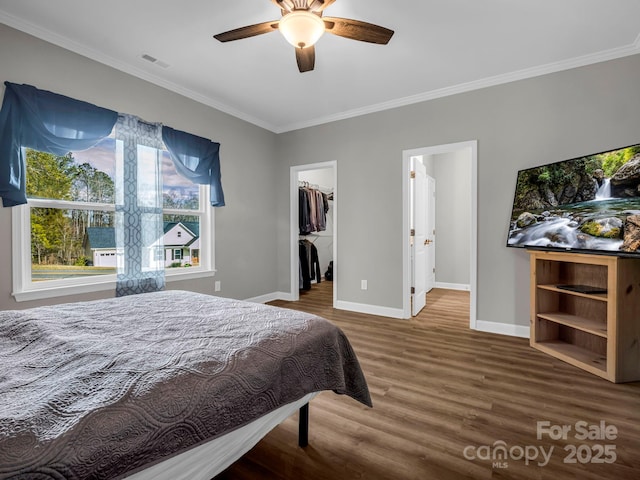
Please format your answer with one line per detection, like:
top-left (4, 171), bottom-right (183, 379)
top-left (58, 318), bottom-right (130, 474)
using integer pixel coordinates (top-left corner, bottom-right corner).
top-left (3, 23), bottom-right (640, 331)
top-left (434, 150), bottom-right (471, 288)
top-left (275, 53), bottom-right (640, 327)
top-left (0, 24), bottom-right (279, 309)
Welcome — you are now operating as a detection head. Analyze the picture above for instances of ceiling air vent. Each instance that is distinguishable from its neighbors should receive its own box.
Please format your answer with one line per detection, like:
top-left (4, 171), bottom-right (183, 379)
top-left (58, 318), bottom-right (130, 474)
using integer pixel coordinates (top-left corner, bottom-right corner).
top-left (140, 53), bottom-right (170, 69)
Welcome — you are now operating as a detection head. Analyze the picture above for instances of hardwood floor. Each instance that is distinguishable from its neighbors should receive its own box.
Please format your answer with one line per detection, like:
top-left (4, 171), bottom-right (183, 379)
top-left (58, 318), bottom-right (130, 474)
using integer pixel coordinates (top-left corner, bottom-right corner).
top-left (216, 282), bottom-right (640, 479)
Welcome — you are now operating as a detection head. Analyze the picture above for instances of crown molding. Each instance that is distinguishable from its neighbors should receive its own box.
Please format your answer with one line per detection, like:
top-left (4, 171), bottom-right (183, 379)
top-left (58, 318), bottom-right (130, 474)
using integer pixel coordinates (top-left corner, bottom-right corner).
top-left (0, 11), bottom-right (278, 132)
top-left (275, 41), bottom-right (640, 133)
top-left (3, 10), bottom-right (640, 135)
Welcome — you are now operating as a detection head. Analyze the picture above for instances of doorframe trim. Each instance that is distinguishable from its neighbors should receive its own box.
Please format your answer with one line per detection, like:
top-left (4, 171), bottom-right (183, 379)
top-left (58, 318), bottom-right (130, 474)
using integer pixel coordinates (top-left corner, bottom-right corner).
top-left (401, 141), bottom-right (478, 329)
top-left (290, 161), bottom-right (337, 306)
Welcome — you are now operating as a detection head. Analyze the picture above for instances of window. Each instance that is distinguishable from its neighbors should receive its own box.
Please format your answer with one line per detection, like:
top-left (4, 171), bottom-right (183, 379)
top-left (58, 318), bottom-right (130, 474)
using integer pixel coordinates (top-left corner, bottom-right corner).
top-left (2, 83), bottom-right (223, 301)
top-left (12, 134), bottom-right (214, 302)
top-left (173, 249), bottom-right (183, 261)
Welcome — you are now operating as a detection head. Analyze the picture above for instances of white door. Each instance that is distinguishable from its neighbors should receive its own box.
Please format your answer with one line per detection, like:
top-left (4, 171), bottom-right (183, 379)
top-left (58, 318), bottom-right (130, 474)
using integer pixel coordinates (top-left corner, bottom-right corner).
top-left (411, 159), bottom-right (427, 316)
top-left (426, 175), bottom-right (436, 293)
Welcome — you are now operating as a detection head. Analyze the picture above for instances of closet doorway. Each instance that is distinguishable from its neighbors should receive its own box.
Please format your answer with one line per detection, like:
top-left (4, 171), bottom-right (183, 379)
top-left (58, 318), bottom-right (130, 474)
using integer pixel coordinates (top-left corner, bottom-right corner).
top-left (289, 161), bottom-right (337, 306)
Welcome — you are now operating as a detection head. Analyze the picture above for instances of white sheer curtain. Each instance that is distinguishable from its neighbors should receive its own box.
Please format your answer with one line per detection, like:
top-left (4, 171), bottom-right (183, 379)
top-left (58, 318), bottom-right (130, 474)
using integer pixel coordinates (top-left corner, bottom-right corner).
top-left (115, 114), bottom-right (165, 297)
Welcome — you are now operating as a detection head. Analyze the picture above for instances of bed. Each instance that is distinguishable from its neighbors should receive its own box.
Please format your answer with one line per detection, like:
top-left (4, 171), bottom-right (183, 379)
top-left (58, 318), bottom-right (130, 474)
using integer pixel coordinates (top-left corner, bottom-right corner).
top-left (0, 290), bottom-right (371, 479)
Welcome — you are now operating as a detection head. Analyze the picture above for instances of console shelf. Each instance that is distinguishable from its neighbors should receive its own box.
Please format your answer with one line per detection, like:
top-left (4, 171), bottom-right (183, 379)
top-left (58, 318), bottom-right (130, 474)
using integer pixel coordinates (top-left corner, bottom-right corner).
top-left (534, 340), bottom-right (607, 375)
top-left (529, 250), bottom-right (640, 383)
top-left (536, 312), bottom-right (607, 337)
top-left (537, 284), bottom-right (608, 302)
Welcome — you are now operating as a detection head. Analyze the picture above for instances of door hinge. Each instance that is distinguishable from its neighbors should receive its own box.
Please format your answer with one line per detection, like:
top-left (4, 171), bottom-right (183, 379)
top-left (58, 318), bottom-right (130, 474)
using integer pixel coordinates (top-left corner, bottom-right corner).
top-left (411, 287), bottom-right (415, 294)
top-left (433, 267), bottom-right (436, 273)
top-left (410, 171), bottom-right (416, 179)
top-left (410, 229), bottom-right (415, 236)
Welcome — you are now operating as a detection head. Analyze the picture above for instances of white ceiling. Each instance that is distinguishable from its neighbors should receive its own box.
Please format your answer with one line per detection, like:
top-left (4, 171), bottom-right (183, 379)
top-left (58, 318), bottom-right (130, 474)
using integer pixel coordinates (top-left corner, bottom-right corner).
top-left (1, 0), bottom-right (640, 133)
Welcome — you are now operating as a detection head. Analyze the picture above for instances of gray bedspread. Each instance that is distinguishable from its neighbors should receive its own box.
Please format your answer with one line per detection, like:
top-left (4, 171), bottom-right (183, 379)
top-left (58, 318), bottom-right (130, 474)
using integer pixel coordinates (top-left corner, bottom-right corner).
top-left (0, 290), bottom-right (371, 479)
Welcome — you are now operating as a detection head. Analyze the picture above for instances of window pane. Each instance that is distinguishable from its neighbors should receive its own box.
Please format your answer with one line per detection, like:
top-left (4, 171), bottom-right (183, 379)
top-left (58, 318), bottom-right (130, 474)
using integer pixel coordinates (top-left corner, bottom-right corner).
top-left (162, 152), bottom-right (199, 210)
top-left (26, 150), bottom-right (75, 201)
top-left (163, 214), bottom-right (201, 268)
top-left (137, 144), bottom-right (162, 209)
top-left (31, 208), bottom-right (116, 281)
top-left (26, 137), bottom-right (117, 203)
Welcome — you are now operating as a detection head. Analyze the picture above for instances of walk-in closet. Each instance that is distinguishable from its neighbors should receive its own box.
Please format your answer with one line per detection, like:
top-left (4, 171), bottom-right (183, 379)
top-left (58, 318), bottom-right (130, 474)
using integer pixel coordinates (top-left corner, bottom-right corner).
top-left (297, 167), bottom-right (334, 300)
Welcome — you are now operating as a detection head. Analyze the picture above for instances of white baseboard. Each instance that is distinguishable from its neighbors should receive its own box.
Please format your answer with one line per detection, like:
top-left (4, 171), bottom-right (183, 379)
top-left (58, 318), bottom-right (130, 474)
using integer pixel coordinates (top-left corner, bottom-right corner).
top-left (245, 293), bottom-right (406, 321)
top-left (335, 300), bottom-right (406, 319)
top-left (474, 319), bottom-right (530, 338)
top-left (244, 291), bottom-right (294, 303)
top-left (246, 293), bottom-right (529, 339)
top-left (434, 282), bottom-right (470, 291)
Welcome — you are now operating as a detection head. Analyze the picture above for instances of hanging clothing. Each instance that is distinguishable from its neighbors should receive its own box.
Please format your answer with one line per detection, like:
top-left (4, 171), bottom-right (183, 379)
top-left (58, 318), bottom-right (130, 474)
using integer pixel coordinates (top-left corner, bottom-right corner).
top-left (299, 188), bottom-right (312, 235)
top-left (299, 240), bottom-right (320, 290)
top-left (315, 190), bottom-right (326, 231)
top-left (299, 186), bottom-right (330, 235)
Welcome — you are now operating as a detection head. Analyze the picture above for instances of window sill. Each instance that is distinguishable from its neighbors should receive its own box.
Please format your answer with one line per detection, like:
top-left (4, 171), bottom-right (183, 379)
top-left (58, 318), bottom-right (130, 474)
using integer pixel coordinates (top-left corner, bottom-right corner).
top-left (12, 269), bottom-right (217, 303)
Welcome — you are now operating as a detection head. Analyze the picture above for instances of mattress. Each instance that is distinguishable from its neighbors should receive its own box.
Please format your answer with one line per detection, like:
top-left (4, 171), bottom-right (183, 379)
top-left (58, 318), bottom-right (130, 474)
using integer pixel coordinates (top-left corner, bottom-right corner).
top-left (0, 290), bottom-right (370, 479)
top-left (124, 392), bottom-right (317, 480)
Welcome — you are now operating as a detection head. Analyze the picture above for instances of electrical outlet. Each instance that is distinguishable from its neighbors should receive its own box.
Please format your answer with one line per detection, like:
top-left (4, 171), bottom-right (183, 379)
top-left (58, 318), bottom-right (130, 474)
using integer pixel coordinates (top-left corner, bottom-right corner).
top-left (361, 280), bottom-right (368, 290)
top-left (214, 281), bottom-right (221, 292)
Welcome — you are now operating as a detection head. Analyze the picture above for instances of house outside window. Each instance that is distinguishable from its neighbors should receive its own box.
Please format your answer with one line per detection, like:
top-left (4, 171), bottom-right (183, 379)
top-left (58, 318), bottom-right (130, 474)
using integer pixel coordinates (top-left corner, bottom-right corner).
top-left (154, 248), bottom-right (165, 261)
top-left (12, 135), bottom-right (214, 302)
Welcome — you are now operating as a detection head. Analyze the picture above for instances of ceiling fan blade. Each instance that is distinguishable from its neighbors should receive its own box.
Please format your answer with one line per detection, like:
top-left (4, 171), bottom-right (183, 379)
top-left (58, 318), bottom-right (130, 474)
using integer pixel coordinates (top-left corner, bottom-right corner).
top-left (308, 0), bottom-right (336, 12)
top-left (323, 17), bottom-right (394, 44)
top-left (214, 20), bottom-right (279, 42)
top-left (296, 46), bottom-right (315, 73)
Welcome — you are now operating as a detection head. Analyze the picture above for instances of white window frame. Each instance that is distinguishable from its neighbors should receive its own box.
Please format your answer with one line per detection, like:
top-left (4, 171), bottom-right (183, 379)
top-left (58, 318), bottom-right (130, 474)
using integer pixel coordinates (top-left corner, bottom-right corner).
top-left (12, 185), bottom-right (215, 302)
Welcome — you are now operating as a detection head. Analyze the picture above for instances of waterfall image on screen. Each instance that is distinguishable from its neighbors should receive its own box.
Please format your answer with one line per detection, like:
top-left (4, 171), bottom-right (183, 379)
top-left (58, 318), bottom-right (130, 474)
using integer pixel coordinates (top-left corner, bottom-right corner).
top-left (506, 143), bottom-right (640, 256)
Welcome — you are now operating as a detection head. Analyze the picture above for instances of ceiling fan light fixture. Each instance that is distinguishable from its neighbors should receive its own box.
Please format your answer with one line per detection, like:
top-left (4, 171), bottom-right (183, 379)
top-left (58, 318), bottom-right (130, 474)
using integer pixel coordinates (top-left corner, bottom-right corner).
top-left (279, 10), bottom-right (325, 49)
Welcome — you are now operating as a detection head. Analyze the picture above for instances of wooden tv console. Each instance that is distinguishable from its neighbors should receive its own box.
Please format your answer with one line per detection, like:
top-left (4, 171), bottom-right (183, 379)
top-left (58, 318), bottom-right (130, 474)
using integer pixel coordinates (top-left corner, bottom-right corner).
top-left (529, 250), bottom-right (640, 383)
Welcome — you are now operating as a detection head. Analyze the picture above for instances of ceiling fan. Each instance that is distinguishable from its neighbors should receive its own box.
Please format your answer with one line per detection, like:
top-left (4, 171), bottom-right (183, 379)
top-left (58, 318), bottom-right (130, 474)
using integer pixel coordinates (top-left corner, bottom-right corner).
top-left (213, 0), bottom-right (394, 73)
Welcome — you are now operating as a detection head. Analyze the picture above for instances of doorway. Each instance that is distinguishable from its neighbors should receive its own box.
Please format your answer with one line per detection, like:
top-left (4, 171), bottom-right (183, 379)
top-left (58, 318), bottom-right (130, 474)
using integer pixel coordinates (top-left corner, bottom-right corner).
top-left (290, 161), bottom-right (337, 306)
top-left (402, 141), bottom-right (477, 328)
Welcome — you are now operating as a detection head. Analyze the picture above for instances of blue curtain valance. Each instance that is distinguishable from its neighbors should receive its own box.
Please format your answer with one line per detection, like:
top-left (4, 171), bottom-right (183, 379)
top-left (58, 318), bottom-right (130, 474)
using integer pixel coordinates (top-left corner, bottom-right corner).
top-left (0, 82), bottom-right (119, 206)
top-left (0, 82), bottom-right (226, 208)
top-left (162, 126), bottom-right (225, 207)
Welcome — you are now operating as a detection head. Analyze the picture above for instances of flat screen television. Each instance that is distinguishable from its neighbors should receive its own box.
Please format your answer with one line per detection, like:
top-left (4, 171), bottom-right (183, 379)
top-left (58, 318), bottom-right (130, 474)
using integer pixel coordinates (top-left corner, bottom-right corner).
top-left (506, 143), bottom-right (640, 257)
